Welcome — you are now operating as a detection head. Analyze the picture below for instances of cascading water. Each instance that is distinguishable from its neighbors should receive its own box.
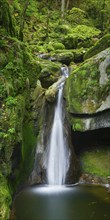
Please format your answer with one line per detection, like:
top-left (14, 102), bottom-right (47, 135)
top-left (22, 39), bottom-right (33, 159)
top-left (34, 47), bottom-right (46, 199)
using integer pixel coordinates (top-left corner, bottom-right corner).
top-left (47, 67), bottom-right (69, 185)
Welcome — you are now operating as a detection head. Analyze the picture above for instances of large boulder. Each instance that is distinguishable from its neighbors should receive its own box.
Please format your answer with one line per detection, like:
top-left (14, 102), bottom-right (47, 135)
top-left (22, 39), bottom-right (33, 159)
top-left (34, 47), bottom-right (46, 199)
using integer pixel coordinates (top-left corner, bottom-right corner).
top-left (55, 51), bottom-right (74, 65)
top-left (65, 48), bottom-right (110, 131)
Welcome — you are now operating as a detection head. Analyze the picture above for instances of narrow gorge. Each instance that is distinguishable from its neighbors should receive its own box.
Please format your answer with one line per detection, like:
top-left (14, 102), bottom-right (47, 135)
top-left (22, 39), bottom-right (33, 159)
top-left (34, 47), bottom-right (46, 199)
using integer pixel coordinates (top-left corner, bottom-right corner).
top-left (0, 1), bottom-right (110, 219)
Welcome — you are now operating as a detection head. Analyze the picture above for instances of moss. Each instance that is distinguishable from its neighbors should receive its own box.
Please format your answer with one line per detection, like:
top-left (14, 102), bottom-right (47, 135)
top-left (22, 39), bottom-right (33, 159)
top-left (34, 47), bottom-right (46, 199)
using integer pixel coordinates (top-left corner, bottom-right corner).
top-left (84, 34), bottom-right (110, 60)
top-left (31, 80), bottom-right (45, 101)
top-left (45, 85), bottom-right (57, 102)
top-left (46, 42), bottom-right (65, 51)
top-left (73, 48), bottom-right (87, 62)
top-left (16, 122), bottom-right (37, 184)
top-left (63, 25), bottom-right (101, 49)
top-left (66, 7), bottom-right (91, 26)
top-left (55, 51), bottom-right (74, 65)
top-left (71, 118), bottom-right (85, 131)
top-left (0, 0), bottom-right (15, 36)
top-left (0, 94), bottom-right (25, 177)
top-left (80, 147), bottom-right (110, 178)
top-left (0, 172), bottom-right (11, 220)
top-left (39, 60), bottom-right (61, 88)
top-left (65, 55), bottom-right (102, 114)
top-left (80, 0), bottom-right (110, 31)
top-left (0, 1), bottom-right (109, 215)
top-left (54, 24), bottom-right (71, 34)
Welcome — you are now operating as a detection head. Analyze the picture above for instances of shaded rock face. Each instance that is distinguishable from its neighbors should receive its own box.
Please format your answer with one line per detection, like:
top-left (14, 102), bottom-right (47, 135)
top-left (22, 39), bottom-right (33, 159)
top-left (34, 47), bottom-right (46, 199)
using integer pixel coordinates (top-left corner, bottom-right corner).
top-left (29, 100), bottom-right (55, 185)
top-left (29, 98), bottom-right (80, 185)
top-left (28, 133), bottom-right (47, 185)
top-left (65, 48), bottom-right (110, 131)
top-left (63, 112), bottom-right (80, 184)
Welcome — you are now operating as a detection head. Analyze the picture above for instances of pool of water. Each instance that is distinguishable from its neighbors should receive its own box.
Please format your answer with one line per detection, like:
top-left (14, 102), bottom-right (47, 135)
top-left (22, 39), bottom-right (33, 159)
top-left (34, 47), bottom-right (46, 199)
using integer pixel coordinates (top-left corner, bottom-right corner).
top-left (13, 184), bottom-right (110, 220)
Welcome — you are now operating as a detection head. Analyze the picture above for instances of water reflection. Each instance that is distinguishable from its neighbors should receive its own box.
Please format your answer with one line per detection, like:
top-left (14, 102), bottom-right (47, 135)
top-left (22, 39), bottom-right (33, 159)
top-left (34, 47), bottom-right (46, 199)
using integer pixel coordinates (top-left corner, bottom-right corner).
top-left (14, 184), bottom-right (110, 220)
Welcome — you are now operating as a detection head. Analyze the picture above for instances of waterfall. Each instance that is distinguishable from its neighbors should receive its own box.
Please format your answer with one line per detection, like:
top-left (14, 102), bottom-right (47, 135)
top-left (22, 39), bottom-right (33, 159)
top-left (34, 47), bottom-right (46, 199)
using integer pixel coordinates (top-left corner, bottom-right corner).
top-left (47, 66), bottom-right (69, 185)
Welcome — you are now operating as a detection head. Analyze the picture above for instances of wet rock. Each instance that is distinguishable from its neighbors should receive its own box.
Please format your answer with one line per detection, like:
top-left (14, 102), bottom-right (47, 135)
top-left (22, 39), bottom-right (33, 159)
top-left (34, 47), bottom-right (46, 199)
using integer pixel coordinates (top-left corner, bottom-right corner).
top-left (79, 173), bottom-right (107, 185)
top-left (45, 75), bottom-right (66, 102)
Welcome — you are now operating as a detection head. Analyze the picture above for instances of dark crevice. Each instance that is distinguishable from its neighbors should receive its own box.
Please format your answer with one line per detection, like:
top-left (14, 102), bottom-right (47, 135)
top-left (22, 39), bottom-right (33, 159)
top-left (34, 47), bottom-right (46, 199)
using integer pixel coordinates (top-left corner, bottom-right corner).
top-left (72, 127), bottom-right (110, 154)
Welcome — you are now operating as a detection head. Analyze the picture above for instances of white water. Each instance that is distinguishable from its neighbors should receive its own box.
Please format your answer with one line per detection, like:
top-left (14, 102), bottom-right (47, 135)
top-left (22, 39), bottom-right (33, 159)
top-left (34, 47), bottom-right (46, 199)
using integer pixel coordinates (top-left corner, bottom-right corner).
top-left (47, 67), bottom-right (69, 185)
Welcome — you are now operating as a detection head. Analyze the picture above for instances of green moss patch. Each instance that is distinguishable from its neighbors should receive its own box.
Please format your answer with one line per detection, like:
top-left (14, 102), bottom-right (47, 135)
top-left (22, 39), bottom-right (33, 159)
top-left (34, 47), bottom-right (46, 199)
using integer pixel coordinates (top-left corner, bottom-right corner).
top-left (80, 147), bottom-right (110, 178)
top-left (66, 7), bottom-right (90, 26)
top-left (63, 25), bottom-right (101, 49)
top-left (21, 122), bottom-right (37, 179)
top-left (66, 61), bottom-right (100, 114)
top-left (65, 48), bottom-right (110, 116)
top-left (71, 118), bottom-right (85, 131)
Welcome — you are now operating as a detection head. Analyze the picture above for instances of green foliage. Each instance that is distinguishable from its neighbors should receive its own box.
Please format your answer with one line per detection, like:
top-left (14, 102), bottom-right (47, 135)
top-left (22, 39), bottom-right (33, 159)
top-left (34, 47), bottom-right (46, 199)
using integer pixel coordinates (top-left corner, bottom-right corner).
top-left (0, 0), bottom-right (15, 36)
top-left (63, 25), bottom-right (101, 49)
top-left (55, 24), bottom-right (71, 35)
top-left (80, 0), bottom-right (110, 31)
top-left (0, 95), bottom-right (25, 167)
top-left (25, 0), bottom-right (39, 18)
top-left (66, 7), bottom-right (90, 26)
top-left (51, 42), bottom-right (65, 50)
top-left (0, 0), bottom-right (110, 216)
top-left (0, 172), bottom-right (11, 220)
top-left (20, 122), bottom-right (37, 181)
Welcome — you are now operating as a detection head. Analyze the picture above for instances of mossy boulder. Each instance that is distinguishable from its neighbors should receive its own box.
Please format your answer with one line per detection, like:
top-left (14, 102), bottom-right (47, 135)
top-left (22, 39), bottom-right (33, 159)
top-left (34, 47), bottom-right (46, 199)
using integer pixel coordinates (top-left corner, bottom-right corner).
top-left (54, 51), bottom-right (74, 65)
top-left (52, 48), bottom-right (87, 64)
top-left (45, 75), bottom-right (65, 102)
top-left (72, 48), bottom-right (87, 62)
top-left (47, 42), bottom-right (65, 51)
top-left (54, 24), bottom-right (71, 35)
top-left (63, 25), bottom-right (101, 49)
top-left (65, 48), bottom-right (110, 131)
top-left (45, 86), bottom-right (57, 102)
top-left (39, 60), bottom-right (61, 88)
top-left (84, 34), bottom-right (110, 60)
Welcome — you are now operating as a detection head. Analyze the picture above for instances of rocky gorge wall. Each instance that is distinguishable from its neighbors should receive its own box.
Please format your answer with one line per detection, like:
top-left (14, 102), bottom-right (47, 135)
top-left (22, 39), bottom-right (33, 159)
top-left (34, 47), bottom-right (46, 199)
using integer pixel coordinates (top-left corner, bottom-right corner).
top-left (1, 0), bottom-right (110, 219)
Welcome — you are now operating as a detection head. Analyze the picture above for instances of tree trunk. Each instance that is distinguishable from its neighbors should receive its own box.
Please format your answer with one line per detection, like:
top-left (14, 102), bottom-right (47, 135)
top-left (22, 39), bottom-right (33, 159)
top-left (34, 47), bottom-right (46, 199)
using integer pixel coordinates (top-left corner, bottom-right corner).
top-left (66, 0), bottom-right (70, 10)
top-left (61, 0), bottom-right (65, 18)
